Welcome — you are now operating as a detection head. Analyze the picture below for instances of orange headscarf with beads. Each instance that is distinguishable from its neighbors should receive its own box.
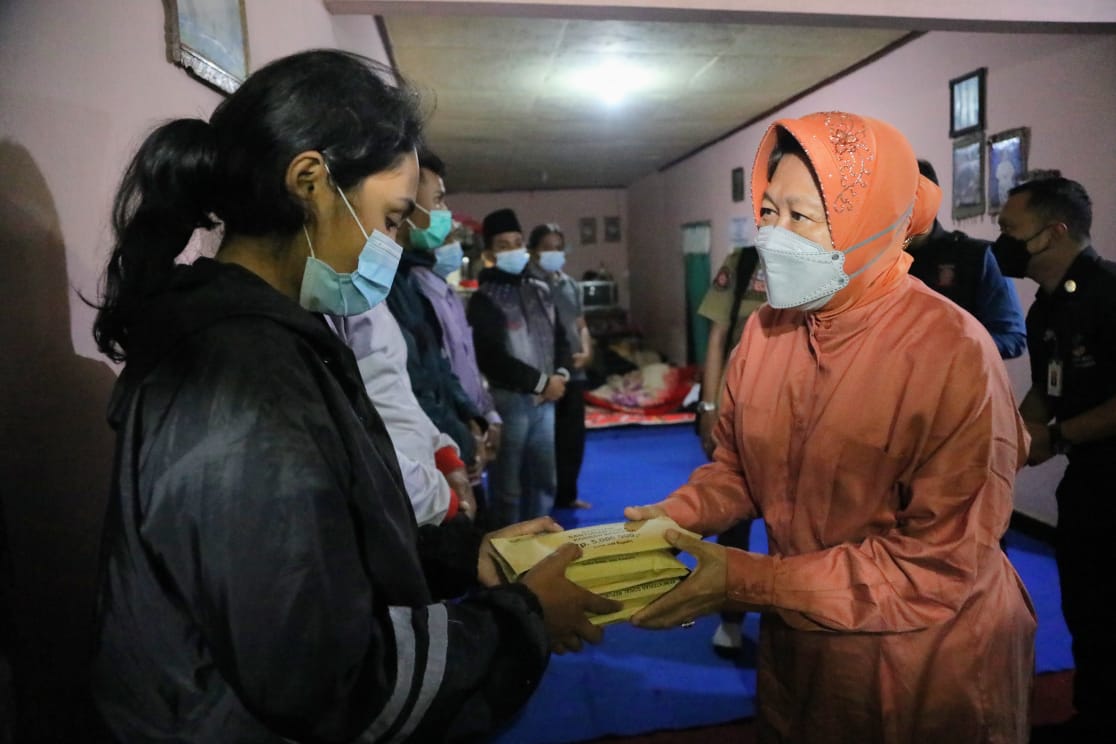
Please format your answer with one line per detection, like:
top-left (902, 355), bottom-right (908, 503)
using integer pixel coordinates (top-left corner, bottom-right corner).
top-left (750, 112), bottom-right (941, 316)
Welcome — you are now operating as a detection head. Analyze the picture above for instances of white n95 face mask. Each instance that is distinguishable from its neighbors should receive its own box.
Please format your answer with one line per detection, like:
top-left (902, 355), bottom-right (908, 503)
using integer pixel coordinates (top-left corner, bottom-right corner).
top-left (755, 205), bottom-right (911, 311)
top-left (755, 226), bottom-right (846, 311)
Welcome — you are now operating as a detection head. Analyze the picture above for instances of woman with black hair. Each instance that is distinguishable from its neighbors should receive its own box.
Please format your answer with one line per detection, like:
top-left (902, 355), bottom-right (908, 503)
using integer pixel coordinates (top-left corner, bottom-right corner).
top-left (90, 49), bottom-right (616, 743)
top-left (527, 224), bottom-right (593, 511)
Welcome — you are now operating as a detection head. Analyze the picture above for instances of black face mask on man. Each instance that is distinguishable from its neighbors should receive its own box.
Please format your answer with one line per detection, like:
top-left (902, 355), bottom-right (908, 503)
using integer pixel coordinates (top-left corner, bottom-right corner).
top-left (991, 225), bottom-right (1052, 278)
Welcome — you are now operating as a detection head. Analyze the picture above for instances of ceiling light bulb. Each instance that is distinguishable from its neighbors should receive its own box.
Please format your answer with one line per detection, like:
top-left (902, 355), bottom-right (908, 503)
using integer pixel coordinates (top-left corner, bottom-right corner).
top-left (568, 60), bottom-right (651, 106)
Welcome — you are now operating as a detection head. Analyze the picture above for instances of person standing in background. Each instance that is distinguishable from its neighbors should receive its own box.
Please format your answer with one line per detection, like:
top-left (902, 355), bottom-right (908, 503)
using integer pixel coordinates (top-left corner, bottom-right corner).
top-left (907, 159), bottom-right (1027, 360)
top-left (407, 149), bottom-right (504, 526)
top-left (386, 157), bottom-right (489, 491)
top-left (528, 223), bottom-right (592, 511)
top-left (693, 243), bottom-right (765, 655)
top-left (469, 209), bottom-right (571, 528)
top-left (994, 177), bottom-right (1116, 743)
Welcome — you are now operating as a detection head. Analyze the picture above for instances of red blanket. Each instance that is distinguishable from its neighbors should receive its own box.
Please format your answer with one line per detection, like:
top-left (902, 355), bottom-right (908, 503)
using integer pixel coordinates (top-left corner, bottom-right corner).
top-left (584, 363), bottom-right (698, 416)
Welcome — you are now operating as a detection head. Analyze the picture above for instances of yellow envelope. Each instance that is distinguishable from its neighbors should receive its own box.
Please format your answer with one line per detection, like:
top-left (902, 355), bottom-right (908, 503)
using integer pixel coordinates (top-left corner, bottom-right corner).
top-left (488, 517), bottom-right (698, 626)
top-left (589, 576), bottom-right (686, 626)
top-left (567, 549), bottom-right (690, 589)
top-left (490, 517), bottom-right (698, 579)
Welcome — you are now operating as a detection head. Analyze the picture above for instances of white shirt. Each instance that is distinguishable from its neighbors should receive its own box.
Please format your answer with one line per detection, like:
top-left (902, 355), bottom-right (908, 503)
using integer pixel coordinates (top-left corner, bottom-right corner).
top-left (329, 305), bottom-right (455, 527)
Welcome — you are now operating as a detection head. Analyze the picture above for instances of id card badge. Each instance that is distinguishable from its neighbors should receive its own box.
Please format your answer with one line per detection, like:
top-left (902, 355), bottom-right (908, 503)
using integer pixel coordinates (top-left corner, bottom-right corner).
top-left (1047, 359), bottom-right (1064, 398)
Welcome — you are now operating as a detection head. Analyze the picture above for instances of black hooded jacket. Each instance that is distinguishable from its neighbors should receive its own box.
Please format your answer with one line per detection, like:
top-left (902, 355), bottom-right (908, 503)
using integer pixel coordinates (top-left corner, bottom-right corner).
top-left (91, 259), bottom-right (547, 742)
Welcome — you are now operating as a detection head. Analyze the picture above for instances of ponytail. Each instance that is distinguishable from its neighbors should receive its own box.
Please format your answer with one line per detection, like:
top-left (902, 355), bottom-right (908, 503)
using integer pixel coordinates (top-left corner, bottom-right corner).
top-left (94, 50), bottom-right (425, 363)
top-left (93, 119), bottom-right (217, 362)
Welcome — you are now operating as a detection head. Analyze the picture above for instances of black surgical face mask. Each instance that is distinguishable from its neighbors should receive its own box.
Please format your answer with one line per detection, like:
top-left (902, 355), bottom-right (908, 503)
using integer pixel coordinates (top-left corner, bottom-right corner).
top-left (991, 225), bottom-right (1050, 278)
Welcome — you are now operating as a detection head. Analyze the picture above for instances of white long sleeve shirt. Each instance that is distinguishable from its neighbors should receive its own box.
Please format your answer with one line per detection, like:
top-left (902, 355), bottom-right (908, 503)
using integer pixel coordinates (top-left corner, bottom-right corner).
top-left (329, 305), bottom-right (455, 526)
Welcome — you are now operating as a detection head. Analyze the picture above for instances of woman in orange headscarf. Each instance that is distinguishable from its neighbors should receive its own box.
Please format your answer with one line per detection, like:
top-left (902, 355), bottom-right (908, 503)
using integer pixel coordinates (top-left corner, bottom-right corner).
top-left (626, 112), bottom-right (1036, 743)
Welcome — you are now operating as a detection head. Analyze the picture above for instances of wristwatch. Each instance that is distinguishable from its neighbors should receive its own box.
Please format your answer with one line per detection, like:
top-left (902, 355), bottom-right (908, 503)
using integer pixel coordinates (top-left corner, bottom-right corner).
top-left (697, 401), bottom-right (717, 414)
top-left (1048, 422), bottom-right (1072, 456)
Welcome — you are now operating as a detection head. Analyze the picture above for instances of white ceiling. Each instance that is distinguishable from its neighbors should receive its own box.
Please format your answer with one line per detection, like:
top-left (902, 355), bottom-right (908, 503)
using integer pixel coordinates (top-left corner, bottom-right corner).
top-left (381, 15), bottom-right (910, 192)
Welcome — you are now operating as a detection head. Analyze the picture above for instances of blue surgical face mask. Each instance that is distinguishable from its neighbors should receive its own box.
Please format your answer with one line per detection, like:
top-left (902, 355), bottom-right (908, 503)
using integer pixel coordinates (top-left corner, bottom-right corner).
top-left (406, 203), bottom-right (453, 250)
top-left (495, 247), bottom-right (530, 275)
top-left (299, 173), bottom-right (402, 316)
top-left (538, 250), bottom-right (566, 273)
top-left (433, 241), bottom-right (464, 278)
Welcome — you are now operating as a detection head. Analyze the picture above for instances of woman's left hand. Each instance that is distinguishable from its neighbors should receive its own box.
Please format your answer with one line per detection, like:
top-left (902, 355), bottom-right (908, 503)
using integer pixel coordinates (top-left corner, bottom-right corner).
top-left (630, 529), bottom-right (727, 629)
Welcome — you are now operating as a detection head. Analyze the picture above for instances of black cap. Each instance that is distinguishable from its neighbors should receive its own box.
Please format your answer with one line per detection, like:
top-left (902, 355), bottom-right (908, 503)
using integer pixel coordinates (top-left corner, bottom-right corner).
top-left (483, 208), bottom-right (522, 242)
top-left (917, 159), bottom-right (939, 186)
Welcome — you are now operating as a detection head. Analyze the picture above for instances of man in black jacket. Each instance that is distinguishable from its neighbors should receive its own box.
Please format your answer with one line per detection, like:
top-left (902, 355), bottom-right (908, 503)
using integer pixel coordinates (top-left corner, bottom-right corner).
top-left (468, 209), bottom-right (571, 528)
top-left (907, 159), bottom-right (1027, 360)
top-left (999, 178), bottom-right (1116, 743)
top-left (387, 170), bottom-right (486, 474)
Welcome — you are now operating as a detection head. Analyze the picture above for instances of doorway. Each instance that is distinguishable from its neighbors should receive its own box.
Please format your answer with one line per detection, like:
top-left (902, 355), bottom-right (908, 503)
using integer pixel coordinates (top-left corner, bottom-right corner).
top-left (681, 221), bottom-right (712, 366)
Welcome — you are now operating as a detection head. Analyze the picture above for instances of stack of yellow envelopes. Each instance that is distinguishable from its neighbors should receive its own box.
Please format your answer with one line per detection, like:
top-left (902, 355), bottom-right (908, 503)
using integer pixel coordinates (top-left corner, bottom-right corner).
top-left (489, 517), bottom-right (697, 625)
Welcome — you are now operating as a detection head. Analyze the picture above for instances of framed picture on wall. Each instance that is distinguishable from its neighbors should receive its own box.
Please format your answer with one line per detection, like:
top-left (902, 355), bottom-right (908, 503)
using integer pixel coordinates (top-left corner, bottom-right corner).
top-left (579, 217), bottom-right (597, 246)
top-left (949, 67), bottom-right (985, 138)
top-left (951, 133), bottom-right (985, 220)
top-left (164, 0), bottom-right (250, 94)
top-left (986, 127), bottom-right (1030, 214)
top-left (603, 216), bottom-right (622, 243)
top-left (731, 167), bottom-right (746, 202)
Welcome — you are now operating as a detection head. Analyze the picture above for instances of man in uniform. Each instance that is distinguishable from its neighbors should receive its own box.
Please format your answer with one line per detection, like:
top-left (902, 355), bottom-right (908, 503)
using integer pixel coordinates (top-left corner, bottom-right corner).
top-left (994, 177), bottom-right (1116, 742)
top-left (694, 244), bottom-right (765, 654)
top-left (907, 160), bottom-right (1026, 360)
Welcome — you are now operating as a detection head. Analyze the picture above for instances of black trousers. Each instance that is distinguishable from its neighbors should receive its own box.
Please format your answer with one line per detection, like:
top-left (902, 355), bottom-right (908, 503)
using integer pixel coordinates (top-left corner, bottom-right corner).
top-left (1055, 459), bottom-right (1116, 726)
top-left (555, 379), bottom-right (586, 507)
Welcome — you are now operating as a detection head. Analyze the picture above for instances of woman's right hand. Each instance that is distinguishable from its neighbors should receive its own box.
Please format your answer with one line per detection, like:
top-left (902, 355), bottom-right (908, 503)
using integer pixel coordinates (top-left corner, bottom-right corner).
top-left (623, 503), bottom-right (668, 523)
top-left (520, 543), bottom-right (622, 654)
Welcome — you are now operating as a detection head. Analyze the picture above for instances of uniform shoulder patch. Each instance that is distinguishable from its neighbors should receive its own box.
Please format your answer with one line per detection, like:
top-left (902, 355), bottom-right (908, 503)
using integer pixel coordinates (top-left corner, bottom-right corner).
top-left (712, 265), bottom-right (733, 291)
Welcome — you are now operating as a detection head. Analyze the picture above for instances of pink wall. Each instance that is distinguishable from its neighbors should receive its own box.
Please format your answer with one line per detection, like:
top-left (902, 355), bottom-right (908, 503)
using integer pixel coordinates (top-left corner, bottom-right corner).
top-left (627, 30), bottom-right (1116, 523)
top-left (0, 0), bottom-right (391, 734)
top-left (449, 189), bottom-right (631, 306)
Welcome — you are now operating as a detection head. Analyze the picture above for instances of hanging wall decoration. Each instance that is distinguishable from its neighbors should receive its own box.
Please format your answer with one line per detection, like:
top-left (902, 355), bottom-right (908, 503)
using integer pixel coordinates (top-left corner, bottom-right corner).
top-left (579, 217), bottom-right (597, 246)
top-left (604, 216), bottom-right (622, 243)
top-left (164, 0), bottom-right (250, 94)
top-left (949, 67), bottom-right (986, 138)
top-left (731, 167), bottom-right (746, 203)
top-left (986, 127), bottom-right (1030, 215)
top-left (951, 132), bottom-right (985, 221)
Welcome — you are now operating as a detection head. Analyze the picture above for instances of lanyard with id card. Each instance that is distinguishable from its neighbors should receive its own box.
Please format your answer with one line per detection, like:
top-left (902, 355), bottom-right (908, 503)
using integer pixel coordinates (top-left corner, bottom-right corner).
top-left (1047, 359), bottom-right (1064, 397)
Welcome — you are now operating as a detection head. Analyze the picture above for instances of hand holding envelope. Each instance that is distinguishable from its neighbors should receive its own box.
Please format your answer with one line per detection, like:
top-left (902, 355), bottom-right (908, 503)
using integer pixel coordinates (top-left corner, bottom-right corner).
top-left (479, 516), bottom-right (621, 653)
top-left (624, 503), bottom-right (732, 630)
top-left (488, 517), bottom-right (700, 626)
top-left (628, 528), bottom-right (729, 630)
top-left (519, 543), bottom-right (620, 654)
top-left (477, 516), bottom-right (564, 589)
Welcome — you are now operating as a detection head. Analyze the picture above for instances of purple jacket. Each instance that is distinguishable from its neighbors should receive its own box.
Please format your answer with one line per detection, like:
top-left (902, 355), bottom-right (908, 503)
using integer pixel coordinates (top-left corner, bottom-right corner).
top-left (411, 266), bottom-right (501, 425)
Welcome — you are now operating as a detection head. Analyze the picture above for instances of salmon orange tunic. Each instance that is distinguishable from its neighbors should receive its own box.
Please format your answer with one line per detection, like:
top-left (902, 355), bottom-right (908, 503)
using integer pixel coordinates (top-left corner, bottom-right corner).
top-left (661, 114), bottom-right (1036, 743)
